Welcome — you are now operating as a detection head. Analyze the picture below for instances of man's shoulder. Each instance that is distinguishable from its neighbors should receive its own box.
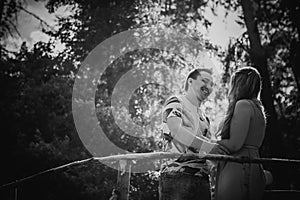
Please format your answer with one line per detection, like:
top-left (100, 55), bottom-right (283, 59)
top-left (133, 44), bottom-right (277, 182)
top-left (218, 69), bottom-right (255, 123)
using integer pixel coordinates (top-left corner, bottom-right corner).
top-left (164, 95), bottom-right (183, 106)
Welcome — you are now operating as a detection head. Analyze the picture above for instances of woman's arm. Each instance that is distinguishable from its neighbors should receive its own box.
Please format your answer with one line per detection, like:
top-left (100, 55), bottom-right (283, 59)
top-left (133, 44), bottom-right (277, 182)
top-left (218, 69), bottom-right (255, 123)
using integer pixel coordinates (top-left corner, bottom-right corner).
top-left (217, 100), bottom-right (253, 153)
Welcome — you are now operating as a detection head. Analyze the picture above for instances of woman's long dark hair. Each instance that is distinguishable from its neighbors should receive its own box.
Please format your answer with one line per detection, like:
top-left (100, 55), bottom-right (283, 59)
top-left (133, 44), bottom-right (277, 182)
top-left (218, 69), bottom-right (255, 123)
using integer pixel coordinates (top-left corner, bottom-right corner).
top-left (220, 67), bottom-right (266, 139)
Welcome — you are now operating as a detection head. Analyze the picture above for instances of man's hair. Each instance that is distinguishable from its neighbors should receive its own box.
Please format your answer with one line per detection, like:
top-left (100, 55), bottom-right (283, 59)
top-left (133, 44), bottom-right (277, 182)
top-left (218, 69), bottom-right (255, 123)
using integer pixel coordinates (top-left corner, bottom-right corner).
top-left (184, 68), bottom-right (212, 91)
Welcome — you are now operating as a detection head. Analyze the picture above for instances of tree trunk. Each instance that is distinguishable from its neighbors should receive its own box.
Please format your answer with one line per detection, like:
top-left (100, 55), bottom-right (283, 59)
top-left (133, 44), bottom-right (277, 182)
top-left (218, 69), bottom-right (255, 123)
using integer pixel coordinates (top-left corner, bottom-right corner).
top-left (240, 0), bottom-right (287, 188)
top-left (0, 0), bottom-right (4, 23)
top-left (290, 39), bottom-right (300, 91)
top-left (287, 1), bottom-right (300, 91)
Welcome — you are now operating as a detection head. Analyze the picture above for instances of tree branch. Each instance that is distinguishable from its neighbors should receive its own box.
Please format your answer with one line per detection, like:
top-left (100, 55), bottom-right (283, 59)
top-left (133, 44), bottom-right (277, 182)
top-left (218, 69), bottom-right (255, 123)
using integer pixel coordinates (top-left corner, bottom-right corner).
top-left (7, 19), bottom-right (21, 38)
top-left (17, 5), bottom-right (56, 33)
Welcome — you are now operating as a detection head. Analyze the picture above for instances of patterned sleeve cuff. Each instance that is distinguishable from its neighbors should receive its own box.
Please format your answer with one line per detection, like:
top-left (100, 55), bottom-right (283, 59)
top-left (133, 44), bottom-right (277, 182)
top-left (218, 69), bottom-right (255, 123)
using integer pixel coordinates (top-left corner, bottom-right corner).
top-left (217, 142), bottom-right (231, 155)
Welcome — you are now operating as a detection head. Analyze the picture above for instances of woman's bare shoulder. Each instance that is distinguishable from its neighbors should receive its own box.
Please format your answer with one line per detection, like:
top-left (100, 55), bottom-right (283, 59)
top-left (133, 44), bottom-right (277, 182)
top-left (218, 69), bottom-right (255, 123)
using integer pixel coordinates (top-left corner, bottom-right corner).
top-left (234, 99), bottom-right (253, 115)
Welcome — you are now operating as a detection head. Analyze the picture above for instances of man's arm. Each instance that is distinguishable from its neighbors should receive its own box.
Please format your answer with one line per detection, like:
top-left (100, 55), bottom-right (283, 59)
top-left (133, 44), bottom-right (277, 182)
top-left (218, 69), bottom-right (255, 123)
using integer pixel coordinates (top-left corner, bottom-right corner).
top-left (167, 117), bottom-right (215, 153)
top-left (163, 95), bottom-right (223, 154)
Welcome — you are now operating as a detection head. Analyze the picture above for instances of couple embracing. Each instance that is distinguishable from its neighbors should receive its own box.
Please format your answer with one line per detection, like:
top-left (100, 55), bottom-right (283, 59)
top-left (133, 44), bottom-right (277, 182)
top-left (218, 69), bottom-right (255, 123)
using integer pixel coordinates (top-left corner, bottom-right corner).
top-left (160, 67), bottom-right (271, 200)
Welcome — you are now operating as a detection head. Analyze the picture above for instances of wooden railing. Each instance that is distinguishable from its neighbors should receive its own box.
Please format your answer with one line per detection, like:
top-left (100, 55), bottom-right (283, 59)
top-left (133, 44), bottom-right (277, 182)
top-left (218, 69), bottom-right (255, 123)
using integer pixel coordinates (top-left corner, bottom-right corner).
top-left (1, 152), bottom-right (300, 200)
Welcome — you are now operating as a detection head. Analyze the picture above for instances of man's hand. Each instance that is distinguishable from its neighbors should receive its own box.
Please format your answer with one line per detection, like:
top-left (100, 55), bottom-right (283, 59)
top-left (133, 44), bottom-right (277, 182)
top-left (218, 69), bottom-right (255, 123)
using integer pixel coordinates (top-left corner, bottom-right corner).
top-left (209, 143), bottom-right (230, 155)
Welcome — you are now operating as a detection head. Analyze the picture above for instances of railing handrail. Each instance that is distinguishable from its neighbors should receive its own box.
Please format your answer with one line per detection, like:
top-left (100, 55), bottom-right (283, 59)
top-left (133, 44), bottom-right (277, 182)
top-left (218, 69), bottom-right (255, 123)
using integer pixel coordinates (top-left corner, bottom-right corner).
top-left (1, 152), bottom-right (300, 190)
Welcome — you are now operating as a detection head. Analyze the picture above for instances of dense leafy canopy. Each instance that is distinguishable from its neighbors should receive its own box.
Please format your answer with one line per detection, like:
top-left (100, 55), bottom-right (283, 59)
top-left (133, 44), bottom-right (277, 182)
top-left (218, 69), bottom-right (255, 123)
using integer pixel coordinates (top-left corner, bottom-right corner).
top-left (1, 0), bottom-right (299, 199)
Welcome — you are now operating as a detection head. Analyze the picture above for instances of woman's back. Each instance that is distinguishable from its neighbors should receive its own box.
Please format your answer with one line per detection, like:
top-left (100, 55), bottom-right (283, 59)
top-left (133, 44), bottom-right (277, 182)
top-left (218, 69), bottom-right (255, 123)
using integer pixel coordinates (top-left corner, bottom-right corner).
top-left (243, 99), bottom-right (266, 149)
top-left (216, 99), bottom-right (266, 200)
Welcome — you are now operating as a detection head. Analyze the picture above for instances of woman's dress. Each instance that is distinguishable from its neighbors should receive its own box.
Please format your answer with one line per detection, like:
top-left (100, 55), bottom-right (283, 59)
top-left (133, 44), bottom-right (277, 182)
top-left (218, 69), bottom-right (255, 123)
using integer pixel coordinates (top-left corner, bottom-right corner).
top-left (215, 99), bottom-right (266, 200)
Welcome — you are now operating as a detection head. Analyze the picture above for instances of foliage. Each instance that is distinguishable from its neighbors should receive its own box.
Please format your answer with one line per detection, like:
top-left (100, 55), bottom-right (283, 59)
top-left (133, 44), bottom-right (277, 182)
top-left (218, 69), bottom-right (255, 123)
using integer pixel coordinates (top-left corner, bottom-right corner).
top-left (1, 0), bottom-right (300, 199)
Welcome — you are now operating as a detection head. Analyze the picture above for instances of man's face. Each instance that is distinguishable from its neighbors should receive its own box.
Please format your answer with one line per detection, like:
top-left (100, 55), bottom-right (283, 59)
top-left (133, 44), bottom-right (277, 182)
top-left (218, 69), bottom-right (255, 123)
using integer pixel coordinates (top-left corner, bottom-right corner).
top-left (191, 71), bottom-right (213, 101)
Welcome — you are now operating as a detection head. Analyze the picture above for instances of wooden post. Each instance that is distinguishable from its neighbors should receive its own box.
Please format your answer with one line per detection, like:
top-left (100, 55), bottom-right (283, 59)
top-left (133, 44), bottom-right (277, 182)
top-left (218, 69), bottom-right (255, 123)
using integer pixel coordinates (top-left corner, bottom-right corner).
top-left (117, 160), bottom-right (131, 200)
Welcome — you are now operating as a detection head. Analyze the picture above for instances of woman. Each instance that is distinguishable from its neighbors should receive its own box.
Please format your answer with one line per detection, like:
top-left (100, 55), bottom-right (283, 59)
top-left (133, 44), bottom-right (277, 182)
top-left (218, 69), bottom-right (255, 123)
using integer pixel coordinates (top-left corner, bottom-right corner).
top-left (213, 67), bottom-right (266, 200)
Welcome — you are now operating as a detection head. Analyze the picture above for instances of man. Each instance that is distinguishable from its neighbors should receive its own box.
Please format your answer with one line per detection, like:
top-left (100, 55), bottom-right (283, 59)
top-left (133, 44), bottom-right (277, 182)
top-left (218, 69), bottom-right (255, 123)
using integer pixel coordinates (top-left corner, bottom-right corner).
top-left (162, 68), bottom-right (217, 155)
top-left (159, 68), bottom-right (228, 200)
